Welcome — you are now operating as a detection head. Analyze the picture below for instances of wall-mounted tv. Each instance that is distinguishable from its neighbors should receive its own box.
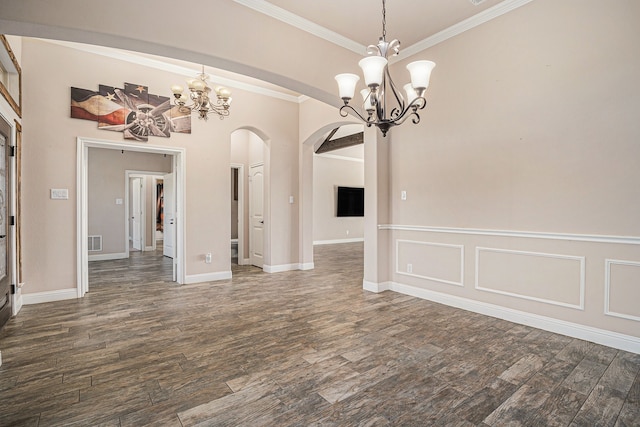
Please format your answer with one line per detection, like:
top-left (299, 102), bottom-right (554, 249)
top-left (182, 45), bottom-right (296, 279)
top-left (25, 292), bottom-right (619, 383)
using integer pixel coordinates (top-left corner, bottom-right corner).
top-left (337, 186), bottom-right (364, 217)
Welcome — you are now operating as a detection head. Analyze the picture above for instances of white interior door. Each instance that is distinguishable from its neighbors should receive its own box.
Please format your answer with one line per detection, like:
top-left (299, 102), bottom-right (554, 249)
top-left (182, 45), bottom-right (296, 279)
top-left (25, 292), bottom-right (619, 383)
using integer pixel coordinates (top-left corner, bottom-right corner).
top-left (131, 177), bottom-right (143, 251)
top-left (163, 172), bottom-right (175, 259)
top-left (249, 163), bottom-right (264, 268)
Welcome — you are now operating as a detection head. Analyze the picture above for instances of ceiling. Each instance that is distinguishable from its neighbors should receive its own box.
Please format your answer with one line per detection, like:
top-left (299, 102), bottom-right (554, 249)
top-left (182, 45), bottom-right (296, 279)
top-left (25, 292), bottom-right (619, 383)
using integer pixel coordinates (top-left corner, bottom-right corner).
top-left (262, 0), bottom-right (505, 48)
top-left (234, 0), bottom-right (524, 60)
top-left (0, 0), bottom-right (534, 108)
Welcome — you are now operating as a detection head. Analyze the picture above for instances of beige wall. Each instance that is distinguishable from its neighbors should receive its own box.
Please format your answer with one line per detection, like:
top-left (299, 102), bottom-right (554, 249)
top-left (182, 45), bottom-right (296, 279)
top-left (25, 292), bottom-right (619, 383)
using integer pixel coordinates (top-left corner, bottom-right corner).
top-left (312, 153), bottom-right (364, 242)
top-left (21, 38), bottom-right (300, 293)
top-left (8, 0), bottom-right (639, 347)
top-left (385, 0), bottom-right (640, 338)
top-left (88, 148), bottom-right (170, 256)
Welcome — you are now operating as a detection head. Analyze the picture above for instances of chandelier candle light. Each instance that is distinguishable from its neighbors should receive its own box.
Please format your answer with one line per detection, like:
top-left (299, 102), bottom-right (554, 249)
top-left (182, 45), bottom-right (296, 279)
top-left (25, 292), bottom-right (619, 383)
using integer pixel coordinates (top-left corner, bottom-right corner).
top-left (335, 0), bottom-right (436, 137)
top-left (171, 66), bottom-right (232, 120)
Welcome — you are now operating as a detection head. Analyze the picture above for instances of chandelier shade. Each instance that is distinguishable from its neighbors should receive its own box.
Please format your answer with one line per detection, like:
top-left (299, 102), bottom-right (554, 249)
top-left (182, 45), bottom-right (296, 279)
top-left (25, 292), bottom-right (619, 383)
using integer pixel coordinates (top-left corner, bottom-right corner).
top-left (359, 56), bottom-right (388, 88)
top-left (335, 73), bottom-right (360, 100)
top-left (171, 66), bottom-right (232, 121)
top-left (335, 0), bottom-right (436, 137)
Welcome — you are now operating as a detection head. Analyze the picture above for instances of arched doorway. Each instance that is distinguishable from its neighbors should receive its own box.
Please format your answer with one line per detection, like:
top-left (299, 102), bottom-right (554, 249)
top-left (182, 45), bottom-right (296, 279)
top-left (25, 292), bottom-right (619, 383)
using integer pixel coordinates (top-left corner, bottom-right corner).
top-left (299, 121), bottom-right (363, 269)
top-left (230, 127), bottom-right (270, 271)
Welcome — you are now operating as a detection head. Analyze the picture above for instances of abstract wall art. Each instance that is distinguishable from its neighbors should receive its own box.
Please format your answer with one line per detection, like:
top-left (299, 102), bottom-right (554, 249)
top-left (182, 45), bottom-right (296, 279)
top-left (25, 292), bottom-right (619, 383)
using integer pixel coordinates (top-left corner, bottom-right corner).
top-left (71, 82), bottom-right (191, 141)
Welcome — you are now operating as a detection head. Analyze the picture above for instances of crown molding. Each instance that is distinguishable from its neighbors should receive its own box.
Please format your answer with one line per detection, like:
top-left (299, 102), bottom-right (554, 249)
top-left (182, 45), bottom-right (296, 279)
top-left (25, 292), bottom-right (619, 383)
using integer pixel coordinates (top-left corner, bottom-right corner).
top-left (314, 152), bottom-right (364, 163)
top-left (235, 0), bottom-right (536, 62)
top-left (233, 0), bottom-right (366, 55)
top-left (393, 0), bottom-right (536, 62)
top-left (41, 39), bottom-right (302, 104)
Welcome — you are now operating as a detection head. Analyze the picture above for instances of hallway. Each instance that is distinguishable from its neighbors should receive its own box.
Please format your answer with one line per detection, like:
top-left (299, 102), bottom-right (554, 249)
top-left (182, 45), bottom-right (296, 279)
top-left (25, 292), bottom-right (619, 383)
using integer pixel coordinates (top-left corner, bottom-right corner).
top-left (0, 243), bottom-right (638, 426)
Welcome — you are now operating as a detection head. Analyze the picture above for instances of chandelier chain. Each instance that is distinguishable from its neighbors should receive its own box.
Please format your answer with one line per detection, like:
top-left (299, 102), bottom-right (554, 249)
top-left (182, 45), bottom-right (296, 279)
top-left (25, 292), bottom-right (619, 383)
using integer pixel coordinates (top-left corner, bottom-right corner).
top-left (382, 0), bottom-right (387, 40)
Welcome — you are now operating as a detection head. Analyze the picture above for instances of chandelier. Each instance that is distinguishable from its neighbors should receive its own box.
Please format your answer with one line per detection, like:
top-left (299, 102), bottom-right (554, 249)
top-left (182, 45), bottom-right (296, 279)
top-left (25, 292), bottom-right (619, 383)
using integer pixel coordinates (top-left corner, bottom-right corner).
top-left (170, 66), bottom-right (232, 120)
top-left (335, 0), bottom-right (436, 137)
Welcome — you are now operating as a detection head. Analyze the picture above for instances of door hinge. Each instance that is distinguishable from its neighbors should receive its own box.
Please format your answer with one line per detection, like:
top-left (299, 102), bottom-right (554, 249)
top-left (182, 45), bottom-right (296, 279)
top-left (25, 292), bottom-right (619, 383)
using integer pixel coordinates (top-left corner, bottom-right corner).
top-left (9, 146), bottom-right (16, 157)
top-left (10, 284), bottom-right (16, 295)
top-left (10, 216), bottom-right (15, 226)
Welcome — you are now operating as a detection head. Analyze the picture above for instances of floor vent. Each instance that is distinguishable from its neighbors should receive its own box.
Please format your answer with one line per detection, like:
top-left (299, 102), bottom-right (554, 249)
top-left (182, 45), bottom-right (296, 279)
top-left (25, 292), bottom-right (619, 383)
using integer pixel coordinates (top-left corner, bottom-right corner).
top-left (88, 235), bottom-right (102, 252)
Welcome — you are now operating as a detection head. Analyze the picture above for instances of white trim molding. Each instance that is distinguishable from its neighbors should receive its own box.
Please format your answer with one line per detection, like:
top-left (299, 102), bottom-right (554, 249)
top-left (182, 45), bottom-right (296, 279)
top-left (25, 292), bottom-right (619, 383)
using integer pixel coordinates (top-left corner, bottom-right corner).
top-left (299, 262), bottom-right (315, 271)
top-left (233, 0), bottom-right (365, 55)
top-left (395, 239), bottom-right (464, 287)
top-left (475, 247), bottom-right (586, 310)
top-left (88, 252), bottom-right (128, 262)
top-left (314, 237), bottom-right (364, 245)
top-left (314, 153), bottom-right (364, 163)
top-left (234, 0), bottom-right (536, 62)
top-left (394, 0), bottom-right (536, 62)
top-left (605, 259), bottom-right (640, 322)
top-left (41, 39), bottom-right (302, 104)
top-left (363, 280), bottom-right (391, 293)
top-left (22, 288), bottom-right (78, 305)
top-left (184, 271), bottom-right (232, 284)
top-left (386, 281), bottom-right (640, 354)
top-left (261, 263), bottom-right (316, 273)
top-left (379, 224), bottom-right (640, 246)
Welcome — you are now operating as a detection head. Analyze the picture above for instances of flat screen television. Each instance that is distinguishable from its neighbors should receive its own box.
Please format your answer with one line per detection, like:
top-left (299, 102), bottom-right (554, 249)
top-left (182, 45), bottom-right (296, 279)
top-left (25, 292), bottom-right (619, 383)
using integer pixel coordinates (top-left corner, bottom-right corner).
top-left (337, 186), bottom-right (364, 217)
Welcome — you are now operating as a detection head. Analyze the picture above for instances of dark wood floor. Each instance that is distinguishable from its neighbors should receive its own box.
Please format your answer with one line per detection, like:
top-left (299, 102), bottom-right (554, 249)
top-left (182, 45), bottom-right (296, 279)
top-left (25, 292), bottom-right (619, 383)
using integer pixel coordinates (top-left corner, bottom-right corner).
top-left (0, 243), bottom-right (638, 426)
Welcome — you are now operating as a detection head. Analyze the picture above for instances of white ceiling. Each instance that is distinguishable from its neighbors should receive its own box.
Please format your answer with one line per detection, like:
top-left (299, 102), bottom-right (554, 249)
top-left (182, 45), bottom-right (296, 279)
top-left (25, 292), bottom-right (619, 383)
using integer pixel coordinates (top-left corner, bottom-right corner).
top-left (263, 0), bottom-right (506, 48)
top-left (234, 0), bottom-right (532, 60)
top-left (0, 0), bottom-right (535, 107)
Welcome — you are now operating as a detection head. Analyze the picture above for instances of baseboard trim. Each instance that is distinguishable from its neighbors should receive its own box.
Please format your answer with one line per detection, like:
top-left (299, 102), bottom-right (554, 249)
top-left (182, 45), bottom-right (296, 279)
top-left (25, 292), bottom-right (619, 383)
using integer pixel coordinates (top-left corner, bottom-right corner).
top-left (363, 280), bottom-right (391, 293)
top-left (385, 281), bottom-right (640, 354)
top-left (263, 263), bottom-right (298, 273)
top-left (144, 246), bottom-right (154, 251)
top-left (88, 252), bottom-right (128, 261)
top-left (22, 288), bottom-right (78, 305)
top-left (184, 271), bottom-right (232, 284)
top-left (299, 262), bottom-right (315, 271)
top-left (13, 293), bottom-right (23, 315)
top-left (314, 238), bottom-right (364, 245)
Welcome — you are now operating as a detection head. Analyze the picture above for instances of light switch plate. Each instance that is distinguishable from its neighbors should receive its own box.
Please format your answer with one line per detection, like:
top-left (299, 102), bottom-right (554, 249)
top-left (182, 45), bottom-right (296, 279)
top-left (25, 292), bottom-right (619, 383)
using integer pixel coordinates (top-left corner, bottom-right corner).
top-left (51, 189), bottom-right (69, 200)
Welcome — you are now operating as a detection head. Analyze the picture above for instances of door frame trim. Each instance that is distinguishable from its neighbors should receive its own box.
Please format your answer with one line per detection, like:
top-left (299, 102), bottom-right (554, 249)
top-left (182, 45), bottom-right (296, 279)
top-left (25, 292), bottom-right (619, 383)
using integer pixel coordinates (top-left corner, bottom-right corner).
top-left (77, 137), bottom-right (187, 297)
top-left (230, 163), bottom-right (244, 266)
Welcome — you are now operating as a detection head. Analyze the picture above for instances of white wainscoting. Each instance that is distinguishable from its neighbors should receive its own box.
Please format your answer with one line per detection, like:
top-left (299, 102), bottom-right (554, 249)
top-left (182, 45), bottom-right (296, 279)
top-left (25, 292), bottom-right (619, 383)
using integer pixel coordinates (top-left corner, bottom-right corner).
top-left (381, 281), bottom-right (640, 354)
top-left (475, 247), bottom-right (585, 310)
top-left (605, 259), bottom-right (640, 322)
top-left (376, 224), bottom-right (640, 354)
top-left (396, 239), bottom-right (464, 287)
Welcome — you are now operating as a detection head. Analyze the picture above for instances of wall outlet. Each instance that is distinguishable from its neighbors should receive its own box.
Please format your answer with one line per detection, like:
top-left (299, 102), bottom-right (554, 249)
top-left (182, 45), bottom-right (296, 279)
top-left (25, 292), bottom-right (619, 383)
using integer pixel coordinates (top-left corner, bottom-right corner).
top-left (401, 190), bottom-right (407, 201)
top-left (407, 263), bottom-right (413, 273)
top-left (205, 253), bottom-right (212, 264)
top-left (346, 230), bottom-right (350, 235)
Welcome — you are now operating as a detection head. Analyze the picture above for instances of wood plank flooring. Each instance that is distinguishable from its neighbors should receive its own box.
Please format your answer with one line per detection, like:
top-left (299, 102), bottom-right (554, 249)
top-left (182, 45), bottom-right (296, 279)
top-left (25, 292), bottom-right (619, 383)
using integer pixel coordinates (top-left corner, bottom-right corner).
top-left (0, 243), bottom-right (638, 426)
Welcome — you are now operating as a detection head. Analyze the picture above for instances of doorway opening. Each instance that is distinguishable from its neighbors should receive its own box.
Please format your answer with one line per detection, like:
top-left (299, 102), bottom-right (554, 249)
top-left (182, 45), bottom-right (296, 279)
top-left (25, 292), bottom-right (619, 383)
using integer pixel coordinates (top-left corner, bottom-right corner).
top-left (126, 172), bottom-right (166, 255)
top-left (78, 137), bottom-right (186, 297)
top-left (230, 164), bottom-right (244, 266)
top-left (230, 128), bottom-right (268, 271)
